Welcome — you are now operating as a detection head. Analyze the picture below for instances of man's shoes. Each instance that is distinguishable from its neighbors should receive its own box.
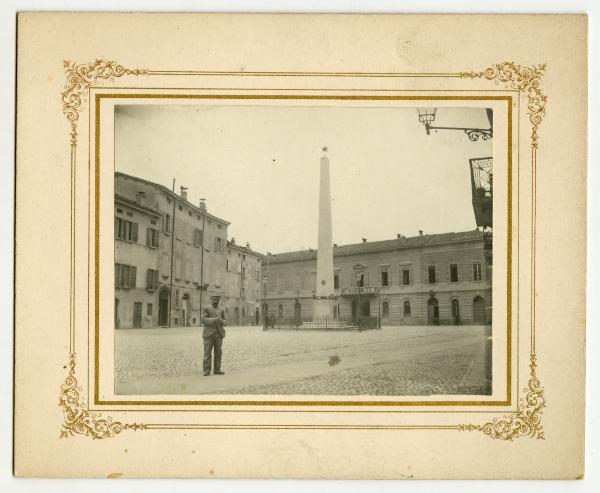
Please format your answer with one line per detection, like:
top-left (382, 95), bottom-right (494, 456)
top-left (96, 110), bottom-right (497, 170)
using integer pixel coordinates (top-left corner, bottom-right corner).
top-left (203, 371), bottom-right (210, 376)
top-left (214, 370), bottom-right (225, 375)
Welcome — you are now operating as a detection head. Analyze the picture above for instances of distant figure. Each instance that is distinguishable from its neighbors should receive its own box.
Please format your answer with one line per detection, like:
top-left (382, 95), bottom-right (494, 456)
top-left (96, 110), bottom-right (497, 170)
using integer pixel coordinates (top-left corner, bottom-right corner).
top-left (201, 294), bottom-right (226, 376)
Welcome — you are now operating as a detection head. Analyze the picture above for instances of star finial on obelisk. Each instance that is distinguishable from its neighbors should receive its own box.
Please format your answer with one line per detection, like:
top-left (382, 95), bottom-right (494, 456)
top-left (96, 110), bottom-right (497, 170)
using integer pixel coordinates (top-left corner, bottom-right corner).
top-left (322, 146), bottom-right (328, 152)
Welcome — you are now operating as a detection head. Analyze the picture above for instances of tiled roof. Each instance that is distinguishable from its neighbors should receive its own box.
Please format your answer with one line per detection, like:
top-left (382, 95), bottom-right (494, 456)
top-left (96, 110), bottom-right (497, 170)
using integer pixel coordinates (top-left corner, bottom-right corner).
top-left (268, 230), bottom-right (484, 263)
top-left (115, 171), bottom-right (230, 225)
top-left (227, 241), bottom-right (265, 258)
top-left (114, 193), bottom-right (161, 216)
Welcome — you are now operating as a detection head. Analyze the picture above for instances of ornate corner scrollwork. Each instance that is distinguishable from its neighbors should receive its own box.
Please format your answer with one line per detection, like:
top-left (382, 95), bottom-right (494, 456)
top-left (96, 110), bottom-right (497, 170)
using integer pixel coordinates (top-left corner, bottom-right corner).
top-left (460, 356), bottom-right (545, 440)
top-left (461, 61), bottom-right (547, 149)
top-left (61, 59), bottom-right (147, 142)
top-left (59, 353), bottom-right (145, 439)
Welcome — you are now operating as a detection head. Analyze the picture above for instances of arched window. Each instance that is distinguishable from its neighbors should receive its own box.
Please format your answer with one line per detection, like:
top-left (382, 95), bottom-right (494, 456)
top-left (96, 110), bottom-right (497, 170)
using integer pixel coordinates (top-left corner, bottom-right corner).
top-left (403, 300), bottom-right (411, 316)
top-left (278, 304), bottom-right (284, 318)
top-left (382, 301), bottom-right (389, 318)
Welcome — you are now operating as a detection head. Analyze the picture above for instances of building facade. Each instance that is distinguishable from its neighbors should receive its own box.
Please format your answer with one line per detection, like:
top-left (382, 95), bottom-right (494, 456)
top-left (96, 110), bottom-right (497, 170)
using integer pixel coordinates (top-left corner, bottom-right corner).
top-left (114, 172), bottom-right (262, 328)
top-left (263, 230), bottom-right (492, 326)
top-left (221, 240), bottom-right (263, 325)
top-left (114, 194), bottom-right (162, 329)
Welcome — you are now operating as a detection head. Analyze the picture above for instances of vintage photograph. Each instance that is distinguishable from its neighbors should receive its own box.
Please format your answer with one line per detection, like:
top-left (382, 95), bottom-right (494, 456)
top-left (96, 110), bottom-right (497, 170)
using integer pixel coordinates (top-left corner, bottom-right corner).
top-left (113, 103), bottom-right (494, 397)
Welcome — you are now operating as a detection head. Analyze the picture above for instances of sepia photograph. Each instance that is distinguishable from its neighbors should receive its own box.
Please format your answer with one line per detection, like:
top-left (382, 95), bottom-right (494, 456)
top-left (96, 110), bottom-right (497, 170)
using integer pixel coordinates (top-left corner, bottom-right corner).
top-left (113, 103), bottom-right (494, 397)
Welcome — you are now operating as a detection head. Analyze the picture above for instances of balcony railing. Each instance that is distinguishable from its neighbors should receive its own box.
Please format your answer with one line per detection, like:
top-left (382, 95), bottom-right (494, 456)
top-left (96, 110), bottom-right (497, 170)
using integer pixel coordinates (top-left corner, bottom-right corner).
top-left (339, 286), bottom-right (378, 296)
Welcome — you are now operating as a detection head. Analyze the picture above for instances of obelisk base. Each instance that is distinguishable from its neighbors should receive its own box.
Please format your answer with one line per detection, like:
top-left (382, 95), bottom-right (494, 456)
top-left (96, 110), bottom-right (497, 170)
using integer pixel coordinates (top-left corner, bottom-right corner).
top-left (313, 298), bottom-right (334, 320)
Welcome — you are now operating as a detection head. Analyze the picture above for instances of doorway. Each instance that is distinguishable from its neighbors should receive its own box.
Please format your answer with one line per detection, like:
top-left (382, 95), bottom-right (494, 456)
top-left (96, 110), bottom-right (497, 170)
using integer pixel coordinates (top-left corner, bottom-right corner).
top-left (473, 296), bottom-right (486, 324)
top-left (133, 302), bottom-right (143, 328)
top-left (158, 287), bottom-right (169, 326)
top-left (451, 299), bottom-right (461, 325)
top-left (427, 298), bottom-right (439, 325)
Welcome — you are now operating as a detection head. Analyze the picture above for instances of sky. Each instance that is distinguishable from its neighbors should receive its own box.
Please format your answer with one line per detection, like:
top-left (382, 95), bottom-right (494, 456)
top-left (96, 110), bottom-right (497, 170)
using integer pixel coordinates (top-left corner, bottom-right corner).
top-left (115, 104), bottom-right (493, 254)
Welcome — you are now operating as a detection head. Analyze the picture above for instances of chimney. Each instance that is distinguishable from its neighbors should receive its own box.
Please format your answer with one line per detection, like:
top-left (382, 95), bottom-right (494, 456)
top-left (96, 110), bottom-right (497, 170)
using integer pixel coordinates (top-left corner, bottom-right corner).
top-left (246, 242), bottom-right (250, 249)
top-left (362, 238), bottom-right (367, 243)
top-left (199, 198), bottom-right (206, 211)
top-left (180, 186), bottom-right (188, 201)
top-left (136, 191), bottom-right (146, 205)
top-left (333, 243), bottom-right (338, 247)
top-left (419, 230), bottom-right (423, 236)
top-left (230, 237), bottom-right (235, 245)
top-left (397, 233), bottom-right (401, 239)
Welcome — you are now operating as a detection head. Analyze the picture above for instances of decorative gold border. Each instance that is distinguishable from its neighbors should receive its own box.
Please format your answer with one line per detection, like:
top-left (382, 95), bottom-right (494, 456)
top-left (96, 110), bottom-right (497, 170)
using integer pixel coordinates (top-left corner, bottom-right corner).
top-left (93, 92), bottom-right (511, 409)
top-left (59, 60), bottom-right (545, 440)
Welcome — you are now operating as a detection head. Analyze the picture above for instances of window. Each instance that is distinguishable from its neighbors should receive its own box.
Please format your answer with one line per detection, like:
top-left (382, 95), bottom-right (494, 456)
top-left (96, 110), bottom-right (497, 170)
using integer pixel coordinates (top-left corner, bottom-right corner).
top-left (381, 270), bottom-right (389, 287)
top-left (450, 263), bottom-right (459, 283)
top-left (146, 227), bottom-right (159, 248)
top-left (278, 304), bottom-right (284, 318)
top-left (147, 303), bottom-right (153, 316)
top-left (356, 273), bottom-right (365, 287)
top-left (162, 213), bottom-right (171, 234)
top-left (334, 274), bottom-right (339, 289)
top-left (402, 268), bottom-right (410, 286)
top-left (382, 301), bottom-right (389, 318)
top-left (473, 262), bottom-right (482, 281)
top-left (161, 254), bottom-right (170, 277)
top-left (428, 265), bottom-right (437, 284)
top-left (146, 269), bottom-right (159, 290)
top-left (150, 219), bottom-right (157, 225)
top-left (175, 289), bottom-right (181, 308)
top-left (115, 264), bottom-right (137, 288)
top-left (185, 261), bottom-right (191, 282)
top-left (214, 237), bottom-right (222, 253)
top-left (241, 287), bottom-right (245, 298)
top-left (403, 300), bottom-right (411, 316)
top-left (116, 208), bottom-right (123, 214)
top-left (115, 217), bottom-right (138, 242)
top-left (242, 266), bottom-right (246, 278)
top-left (174, 258), bottom-right (181, 280)
top-left (193, 228), bottom-right (203, 247)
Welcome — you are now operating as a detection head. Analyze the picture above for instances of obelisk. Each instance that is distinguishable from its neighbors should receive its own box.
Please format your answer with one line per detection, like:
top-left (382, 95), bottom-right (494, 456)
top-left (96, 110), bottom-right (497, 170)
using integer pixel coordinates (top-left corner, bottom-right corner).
top-left (313, 147), bottom-right (335, 320)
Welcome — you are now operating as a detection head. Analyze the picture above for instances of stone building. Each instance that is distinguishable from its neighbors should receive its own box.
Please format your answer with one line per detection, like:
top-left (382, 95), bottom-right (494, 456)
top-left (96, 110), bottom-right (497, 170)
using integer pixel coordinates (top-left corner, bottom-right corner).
top-left (262, 230), bottom-right (492, 326)
top-left (114, 172), bottom-right (261, 328)
top-left (114, 193), bottom-right (162, 329)
top-left (221, 239), bottom-right (263, 325)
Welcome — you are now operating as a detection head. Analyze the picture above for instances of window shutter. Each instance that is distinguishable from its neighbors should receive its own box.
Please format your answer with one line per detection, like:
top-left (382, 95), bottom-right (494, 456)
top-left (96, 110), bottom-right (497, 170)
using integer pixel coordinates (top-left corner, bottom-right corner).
top-left (131, 222), bottom-right (138, 242)
top-left (146, 269), bottom-right (151, 289)
top-left (115, 264), bottom-right (120, 287)
top-left (146, 227), bottom-right (151, 247)
top-left (153, 270), bottom-right (159, 290)
top-left (130, 266), bottom-right (137, 288)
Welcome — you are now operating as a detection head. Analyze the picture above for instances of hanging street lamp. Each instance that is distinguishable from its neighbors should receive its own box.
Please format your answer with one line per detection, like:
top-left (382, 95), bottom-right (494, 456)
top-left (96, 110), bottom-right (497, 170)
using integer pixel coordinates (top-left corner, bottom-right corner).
top-left (417, 108), bottom-right (494, 141)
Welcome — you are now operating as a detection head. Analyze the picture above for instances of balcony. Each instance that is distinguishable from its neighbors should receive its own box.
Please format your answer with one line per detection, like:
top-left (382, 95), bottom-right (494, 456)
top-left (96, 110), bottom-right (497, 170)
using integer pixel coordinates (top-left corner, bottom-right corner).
top-left (339, 286), bottom-right (378, 297)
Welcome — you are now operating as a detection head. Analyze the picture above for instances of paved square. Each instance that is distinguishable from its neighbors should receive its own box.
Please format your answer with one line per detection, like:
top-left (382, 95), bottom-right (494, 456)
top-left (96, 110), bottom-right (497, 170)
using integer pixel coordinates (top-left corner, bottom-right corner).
top-left (115, 325), bottom-right (491, 396)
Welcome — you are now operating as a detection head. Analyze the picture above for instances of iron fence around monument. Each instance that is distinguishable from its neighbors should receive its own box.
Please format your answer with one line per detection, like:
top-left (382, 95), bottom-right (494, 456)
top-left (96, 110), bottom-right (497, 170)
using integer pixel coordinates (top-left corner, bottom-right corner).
top-left (263, 315), bottom-right (380, 331)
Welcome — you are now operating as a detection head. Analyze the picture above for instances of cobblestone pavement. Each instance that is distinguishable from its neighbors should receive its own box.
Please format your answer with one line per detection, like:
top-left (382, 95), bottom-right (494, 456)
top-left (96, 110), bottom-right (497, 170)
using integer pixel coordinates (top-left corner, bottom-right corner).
top-left (115, 325), bottom-right (491, 395)
top-left (211, 343), bottom-right (488, 396)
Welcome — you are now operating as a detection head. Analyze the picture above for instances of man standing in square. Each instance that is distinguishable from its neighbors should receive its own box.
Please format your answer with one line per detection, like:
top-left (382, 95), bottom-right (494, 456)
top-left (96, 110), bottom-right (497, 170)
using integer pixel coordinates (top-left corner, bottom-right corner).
top-left (201, 294), bottom-right (226, 376)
